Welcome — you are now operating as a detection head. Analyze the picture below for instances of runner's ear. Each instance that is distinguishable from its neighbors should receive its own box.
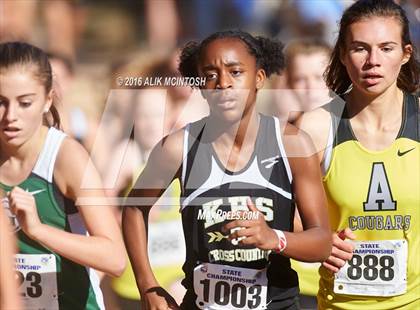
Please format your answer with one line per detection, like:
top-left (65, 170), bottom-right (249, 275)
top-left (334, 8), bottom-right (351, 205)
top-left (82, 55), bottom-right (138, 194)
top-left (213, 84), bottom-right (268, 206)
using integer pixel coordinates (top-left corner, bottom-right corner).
top-left (256, 69), bottom-right (266, 90)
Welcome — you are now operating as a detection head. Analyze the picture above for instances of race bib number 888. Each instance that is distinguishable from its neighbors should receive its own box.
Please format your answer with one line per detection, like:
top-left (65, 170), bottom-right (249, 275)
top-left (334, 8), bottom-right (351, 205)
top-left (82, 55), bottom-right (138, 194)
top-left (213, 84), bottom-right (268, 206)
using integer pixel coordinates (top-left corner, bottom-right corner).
top-left (334, 240), bottom-right (407, 297)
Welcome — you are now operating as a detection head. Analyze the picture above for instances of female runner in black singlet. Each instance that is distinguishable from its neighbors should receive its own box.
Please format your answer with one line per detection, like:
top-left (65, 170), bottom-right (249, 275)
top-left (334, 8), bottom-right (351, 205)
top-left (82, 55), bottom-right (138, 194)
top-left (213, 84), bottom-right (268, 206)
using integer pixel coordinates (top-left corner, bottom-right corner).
top-left (123, 30), bottom-right (332, 310)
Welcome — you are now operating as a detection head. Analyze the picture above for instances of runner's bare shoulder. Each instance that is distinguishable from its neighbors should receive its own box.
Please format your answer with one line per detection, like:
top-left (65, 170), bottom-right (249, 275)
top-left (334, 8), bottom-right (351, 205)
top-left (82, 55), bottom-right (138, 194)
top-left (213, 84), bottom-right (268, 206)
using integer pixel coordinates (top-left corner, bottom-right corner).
top-left (295, 98), bottom-right (345, 160)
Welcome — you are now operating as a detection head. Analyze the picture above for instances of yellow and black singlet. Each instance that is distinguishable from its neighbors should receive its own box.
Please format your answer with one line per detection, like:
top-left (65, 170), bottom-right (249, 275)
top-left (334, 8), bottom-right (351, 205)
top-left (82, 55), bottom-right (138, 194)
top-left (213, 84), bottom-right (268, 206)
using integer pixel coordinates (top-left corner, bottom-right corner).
top-left (318, 93), bottom-right (419, 310)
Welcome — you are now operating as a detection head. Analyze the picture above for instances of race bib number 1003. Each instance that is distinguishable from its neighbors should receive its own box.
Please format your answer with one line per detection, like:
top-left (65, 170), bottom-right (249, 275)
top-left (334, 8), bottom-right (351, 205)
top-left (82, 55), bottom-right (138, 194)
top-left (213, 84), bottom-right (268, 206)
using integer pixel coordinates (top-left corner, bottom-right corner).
top-left (15, 254), bottom-right (59, 310)
top-left (194, 263), bottom-right (268, 310)
top-left (334, 240), bottom-right (407, 297)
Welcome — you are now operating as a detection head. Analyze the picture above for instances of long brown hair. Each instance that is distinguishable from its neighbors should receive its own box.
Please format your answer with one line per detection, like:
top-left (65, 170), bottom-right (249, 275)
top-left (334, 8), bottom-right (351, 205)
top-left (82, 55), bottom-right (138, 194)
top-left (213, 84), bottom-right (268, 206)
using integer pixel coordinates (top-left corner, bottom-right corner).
top-left (0, 41), bottom-right (61, 128)
top-left (325, 0), bottom-right (419, 95)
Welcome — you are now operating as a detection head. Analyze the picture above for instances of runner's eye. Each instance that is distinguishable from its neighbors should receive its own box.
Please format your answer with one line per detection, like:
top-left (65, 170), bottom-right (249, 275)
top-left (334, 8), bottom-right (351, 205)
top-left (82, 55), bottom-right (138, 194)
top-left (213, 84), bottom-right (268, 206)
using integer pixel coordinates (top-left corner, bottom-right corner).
top-left (206, 73), bottom-right (217, 80)
top-left (20, 101), bottom-right (32, 108)
top-left (231, 70), bottom-right (242, 77)
top-left (354, 46), bottom-right (366, 53)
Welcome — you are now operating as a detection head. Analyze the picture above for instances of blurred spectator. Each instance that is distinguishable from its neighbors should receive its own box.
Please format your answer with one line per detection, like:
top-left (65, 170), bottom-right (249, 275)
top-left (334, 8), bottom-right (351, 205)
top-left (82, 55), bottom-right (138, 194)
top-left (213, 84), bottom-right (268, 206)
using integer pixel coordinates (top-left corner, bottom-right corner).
top-left (401, 0), bottom-right (420, 53)
top-left (186, 0), bottom-right (255, 38)
top-left (270, 39), bottom-right (332, 310)
top-left (48, 52), bottom-right (108, 175)
top-left (292, 0), bottom-right (348, 45)
top-left (101, 50), bottom-right (207, 309)
top-left (96, 50), bottom-right (208, 179)
top-left (105, 88), bottom-right (166, 199)
top-left (159, 49), bottom-right (209, 133)
top-left (146, 0), bottom-right (179, 53)
top-left (273, 40), bottom-right (332, 123)
top-left (48, 52), bottom-right (80, 135)
top-left (43, 0), bottom-right (87, 60)
top-left (0, 0), bottom-right (37, 42)
top-left (102, 49), bottom-right (208, 195)
top-left (0, 0), bottom-right (87, 60)
top-left (105, 87), bottom-right (183, 309)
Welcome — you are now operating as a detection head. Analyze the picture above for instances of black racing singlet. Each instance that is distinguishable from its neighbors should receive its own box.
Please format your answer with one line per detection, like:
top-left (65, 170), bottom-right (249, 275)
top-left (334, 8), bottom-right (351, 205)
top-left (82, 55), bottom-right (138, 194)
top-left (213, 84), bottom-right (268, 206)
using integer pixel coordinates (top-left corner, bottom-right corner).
top-left (179, 115), bottom-right (299, 310)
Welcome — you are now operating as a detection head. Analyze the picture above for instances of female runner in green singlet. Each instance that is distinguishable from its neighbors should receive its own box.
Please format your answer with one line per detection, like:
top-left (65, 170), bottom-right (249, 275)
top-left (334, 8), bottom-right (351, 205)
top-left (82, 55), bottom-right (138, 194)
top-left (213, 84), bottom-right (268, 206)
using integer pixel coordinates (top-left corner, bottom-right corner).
top-left (0, 42), bottom-right (126, 310)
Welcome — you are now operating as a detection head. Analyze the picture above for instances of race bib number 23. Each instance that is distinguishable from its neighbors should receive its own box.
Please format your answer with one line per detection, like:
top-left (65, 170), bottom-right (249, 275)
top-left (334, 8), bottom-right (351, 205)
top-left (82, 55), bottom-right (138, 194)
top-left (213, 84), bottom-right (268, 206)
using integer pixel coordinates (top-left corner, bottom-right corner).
top-left (15, 254), bottom-right (59, 310)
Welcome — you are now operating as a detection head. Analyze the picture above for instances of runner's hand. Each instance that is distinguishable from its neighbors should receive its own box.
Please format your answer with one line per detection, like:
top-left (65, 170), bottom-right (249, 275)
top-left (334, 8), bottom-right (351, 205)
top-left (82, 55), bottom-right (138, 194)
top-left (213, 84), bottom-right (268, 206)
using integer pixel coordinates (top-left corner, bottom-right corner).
top-left (322, 228), bottom-right (355, 273)
top-left (141, 287), bottom-right (180, 310)
top-left (223, 198), bottom-right (278, 251)
top-left (8, 187), bottom-right (44, 239)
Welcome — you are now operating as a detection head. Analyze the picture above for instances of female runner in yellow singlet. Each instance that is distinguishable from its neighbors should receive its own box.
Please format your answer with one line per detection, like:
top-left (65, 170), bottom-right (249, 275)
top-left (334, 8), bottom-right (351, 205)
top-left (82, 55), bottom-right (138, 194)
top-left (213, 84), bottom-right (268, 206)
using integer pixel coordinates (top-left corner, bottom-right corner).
top-left (297, 0), bottom-right (419, 309)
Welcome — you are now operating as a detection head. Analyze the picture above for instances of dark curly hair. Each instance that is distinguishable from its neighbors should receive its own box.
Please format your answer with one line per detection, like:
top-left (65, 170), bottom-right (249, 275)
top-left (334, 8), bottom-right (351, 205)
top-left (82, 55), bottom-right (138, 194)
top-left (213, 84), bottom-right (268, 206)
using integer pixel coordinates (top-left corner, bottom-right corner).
top-left (179, 30), bottom-right (285, 84)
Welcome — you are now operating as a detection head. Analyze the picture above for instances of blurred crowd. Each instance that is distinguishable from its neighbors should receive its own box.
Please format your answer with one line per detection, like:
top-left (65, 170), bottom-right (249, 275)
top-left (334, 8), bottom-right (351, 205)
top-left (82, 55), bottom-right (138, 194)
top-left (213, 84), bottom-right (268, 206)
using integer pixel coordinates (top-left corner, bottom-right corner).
top-left (1, 0), bottom-right (419, 309)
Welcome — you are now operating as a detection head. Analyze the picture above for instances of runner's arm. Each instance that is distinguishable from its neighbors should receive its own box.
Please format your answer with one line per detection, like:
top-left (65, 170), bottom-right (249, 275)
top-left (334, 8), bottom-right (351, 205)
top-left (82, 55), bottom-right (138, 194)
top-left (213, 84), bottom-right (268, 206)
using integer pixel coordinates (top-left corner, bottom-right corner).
top-left (123, 130), bottom-right (184, 309)
top-left (295, 108), bottom-right (355, 269)
top-left (13, 138), bottom-right (127, 277)
top-left (280, 123), bottom-right (331, 262)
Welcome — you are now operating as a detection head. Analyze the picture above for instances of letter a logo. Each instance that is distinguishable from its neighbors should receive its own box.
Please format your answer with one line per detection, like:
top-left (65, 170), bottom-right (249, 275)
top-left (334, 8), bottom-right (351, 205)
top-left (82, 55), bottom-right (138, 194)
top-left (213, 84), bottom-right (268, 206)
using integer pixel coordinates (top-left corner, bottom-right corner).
top-left (363, 162), bottom-right (396, 211)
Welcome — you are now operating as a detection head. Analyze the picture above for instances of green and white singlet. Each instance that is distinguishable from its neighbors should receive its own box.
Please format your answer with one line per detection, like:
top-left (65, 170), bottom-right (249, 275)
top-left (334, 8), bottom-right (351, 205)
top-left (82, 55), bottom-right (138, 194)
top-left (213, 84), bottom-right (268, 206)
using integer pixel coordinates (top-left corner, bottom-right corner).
top-left (1, 127), bottom-right (104, 310)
